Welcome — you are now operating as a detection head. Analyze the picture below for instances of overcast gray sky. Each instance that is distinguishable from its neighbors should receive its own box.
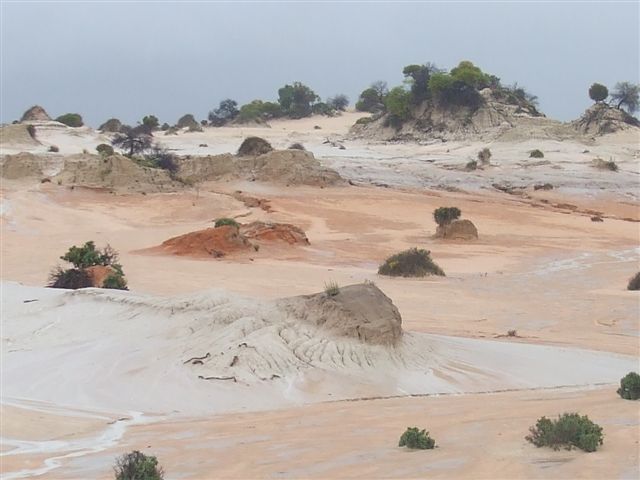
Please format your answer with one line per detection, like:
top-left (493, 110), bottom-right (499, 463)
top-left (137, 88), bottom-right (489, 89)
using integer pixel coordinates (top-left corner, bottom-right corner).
top-left (1, 1), bottom-right (638, 126)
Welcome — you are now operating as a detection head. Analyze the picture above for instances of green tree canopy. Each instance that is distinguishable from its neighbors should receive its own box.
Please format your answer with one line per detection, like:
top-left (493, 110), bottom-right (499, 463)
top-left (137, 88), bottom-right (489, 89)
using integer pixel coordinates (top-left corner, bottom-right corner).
top-left (277, 82), bottom-right (319, 118)
top-left (588, 83), bottom-right (608, 103)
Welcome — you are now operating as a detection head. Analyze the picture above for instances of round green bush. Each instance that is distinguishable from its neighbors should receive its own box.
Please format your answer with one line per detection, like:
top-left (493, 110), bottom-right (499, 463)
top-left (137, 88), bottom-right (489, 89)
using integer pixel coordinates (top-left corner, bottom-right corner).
top-left (378, 248), bottom-right (445, 277)
top-left (529, 149), bottom-right (544, 158)
top-left (433, 207), bottom-right (461, 226)
top-left (526, 413), bottom-right (603, 452)
top-left (96, 143), bottom-right (114, 156)
top-left (55, 113), bottom-right (83, 127)
top-left (617, 372), bottom-right (640, 400)
top-left (399, 427), bottom-right (436, 450)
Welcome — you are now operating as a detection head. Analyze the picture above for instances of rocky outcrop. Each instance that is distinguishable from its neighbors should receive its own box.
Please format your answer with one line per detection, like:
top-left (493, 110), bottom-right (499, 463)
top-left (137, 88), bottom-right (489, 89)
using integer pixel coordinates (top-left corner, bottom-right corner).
top-left (279, 283), bottom-right (403, 346)
top-left (435, 219), bottom-right (478, 240)
top-left (20, 105), bottom-right (51, 122)
top-left (571, 103), bottom-right (640, 136)
top-left (241, 221), bottom-right (309, 245)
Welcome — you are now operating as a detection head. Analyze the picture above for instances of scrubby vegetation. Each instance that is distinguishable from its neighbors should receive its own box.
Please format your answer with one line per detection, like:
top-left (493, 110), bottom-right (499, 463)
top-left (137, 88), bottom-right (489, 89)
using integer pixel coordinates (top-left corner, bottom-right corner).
top-left (140, 114), bottom-right (159, 134)
top-left (356, 81), bottom-right (388, 113)
top-left (465, 160), bottom-right (477, 171)
top-left (114, 450), bottom-right (164, 480)
top-left (617, 372), bottom-right (640, 400)
top-left (525, 413), bottom-right (603, 452)
top-left (208, 99), bottom-right (239, 126)
top-left (55, 113), bottom-right (83, 127)
top-left (324, 281), bottom-right (340, 296)
top-left (589, 83), bottom-right (609, 103)
top-left (96, 143), bottom-right (114, 156)
top-left (237, 136), bottom-right (273, 156)
top-left (529, 149), bottom-right (544, 158)
top-left (477, 147), bottom-right (491, 165)
top-left (399, 427), bottom-right (436, 450)
top-left (378, 248), bottom-right (445, 277)
top-left (628, 272), bottom-right (640, 291)
top-left (48, 145), bottom-right (59, 153)
top-left (176, 113), bottom-right (199, 129)
top-left (433, 207), bottom-right (461, 227)
top-left (111, 126), bottom-right (153, 157)
top-left (592, 157), bottom-right (618, 172)
top-left (611, 82), bottom-right (639, 114)
top-left (288, 143), bottom-right (305, 150)
top-left (48, 241), bottom-right (127, 290)
top-left (214, 218), bottom-right (239, 228)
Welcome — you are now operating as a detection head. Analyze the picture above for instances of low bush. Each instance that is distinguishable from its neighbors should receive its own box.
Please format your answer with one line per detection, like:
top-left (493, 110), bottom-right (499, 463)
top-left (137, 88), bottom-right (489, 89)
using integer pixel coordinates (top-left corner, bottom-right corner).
top-left (324, 281), bottom-right (340, 296)
top-left (237, 136), bottom-right (273, 156)
top-left (176, 113), bottom-right (199, 129)
top-left (48, 242), bottom-right (127, 290)
top-left (96, 143), bottom-right (114, 156)
top-left (378, 248), bottom-right (445, 277)
top-left (214, 218), bottom-right (239, 228)
top-left (433, 207), bottom-right (461, 227)
top-left (114, 450), bottom-right (164, 480)
top-left (525, 413), bottom-right (603, 452)
top-left (465, 160), bottom-right (477, 171)
top-left (56, 113), bottom-right (84, 127)
top-left (288, 143), bottom-right (306, 150)
top-left (48, 145), bottom-right (59, 153)
top-left (399, 427), bottom-right (436, 450)
top-left (529, 149), bottom-right (544, 158)
top-left (477, 147), bottom-right (492, 165)
top-left (628, 272), bottom-right (640, 290)
top-left (617, 372), bottom-right (640, 400)
top-left (592, 157), bottom-right (618, 172)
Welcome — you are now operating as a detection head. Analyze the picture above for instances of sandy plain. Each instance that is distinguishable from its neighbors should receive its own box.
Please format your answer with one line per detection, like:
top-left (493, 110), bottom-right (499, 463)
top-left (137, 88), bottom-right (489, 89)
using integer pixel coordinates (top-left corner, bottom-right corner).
top-left (1, 112), bottom-right (639, 479)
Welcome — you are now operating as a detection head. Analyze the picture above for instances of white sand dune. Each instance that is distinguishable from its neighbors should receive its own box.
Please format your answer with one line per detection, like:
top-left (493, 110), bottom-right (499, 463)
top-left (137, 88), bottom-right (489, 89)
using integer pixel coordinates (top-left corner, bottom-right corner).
top-left (2, 282), bottom-right (635, 417)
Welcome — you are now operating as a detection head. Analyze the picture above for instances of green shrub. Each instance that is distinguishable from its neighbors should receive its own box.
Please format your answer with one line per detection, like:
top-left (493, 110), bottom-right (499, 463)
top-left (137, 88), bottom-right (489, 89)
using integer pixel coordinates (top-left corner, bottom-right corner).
top-left (277, 82), bottom-right (319, 119)
top-left (378, 248), bottom-right (445, 277)
top-left (176, 113), bottom-right (198, 129)
top-left (589, 83), bottom-right (609, 103)
top-left (399, 427), bottom-right (436, 450)
top-left (96, 143), bottom-right (114, 156)
top-left (324, 281), bottom-right (340, 296)
top-left (114, 450), bottom-right (164, 480)
top-left (525, 413), bottom-right (603, 452)
top-left (384, 86), bottom-right (412, 123)
top-left (103, 272), bottom-right (128, 290)
top-left (48, 267), bottom-right (92, 289)
top-left (48, 145), bottom-right (59, 153)
top-left (477, 147), bottom-right (491, 165)
top-left (465, 160), bottom-right (477, 171)
top-left (529, 149), bottom-right (544, 158)
top-left (237, 136), bottom-right (273, 156)
top-left (214, 218), bottom-right (239, 228)
top-left (628, 272), bottom-right (640, 290)
top-left (55, 113), bottom-right (83, 127)
top-left (433, 207), bottom-right (461, 226)
top-left (617, 372), bottom-right (640, 400)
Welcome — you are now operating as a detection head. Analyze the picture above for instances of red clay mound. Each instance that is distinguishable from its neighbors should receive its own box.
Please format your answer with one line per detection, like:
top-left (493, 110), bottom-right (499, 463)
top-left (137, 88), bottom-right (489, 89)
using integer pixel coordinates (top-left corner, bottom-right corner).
top-left (160, 226), bottom-right (252, 258)
top-left (241, 222), bottom-right (310, 245)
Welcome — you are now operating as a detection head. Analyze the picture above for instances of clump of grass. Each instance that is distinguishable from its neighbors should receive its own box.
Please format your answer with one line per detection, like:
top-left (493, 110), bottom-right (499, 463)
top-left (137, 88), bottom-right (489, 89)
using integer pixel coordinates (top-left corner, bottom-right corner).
top-left (617, 372), bottom-right (640, 400)
top-left (529, 149), bottom-right (544, 158)
top-left (592, 157), bottom-right (618, 172)
top-left (378, 248), bottom-right (445, 277)
top-left (214, 218), bottom-right (239, 228)
top-left (525, 413), bottom-right (603, 452)
top-left (48, 145), bottom-right (59, 153)
top-left (507, 329), bottom-right (518, 337)
top-left (465, 160), bottom-right (477, 171)
top-left (399, 427), bottom-right (436, 450)
top-left (628, 272), bottom-right (640, 290)
top-left (324, 281), bottom-right (340, 296)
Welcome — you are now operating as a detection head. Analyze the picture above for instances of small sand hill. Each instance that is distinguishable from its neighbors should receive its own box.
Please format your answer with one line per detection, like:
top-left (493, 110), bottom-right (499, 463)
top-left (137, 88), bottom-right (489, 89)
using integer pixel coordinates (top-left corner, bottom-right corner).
top-left (352, 89), bottom-right (576, 142)
top-left (152, 222), bottom-right (309, 258)
top-left (0, 124), bottom-right (41, 148)
top-left (571, 103), bottom-right (640, 136)
top-left (54, 154), bottom-right (182, 192)
top-left (178, 149), bottom-right (344, 187)
top-left (159, 226), bottom-right (253, 258)
top-left (278, 283), bottom-right (402, 345)
top-left (20, 105), bottom-right (51, 122)
top-left (241, 221), bottom-right (309, 244)
top-left (435, 219), bottom-right (478, 240)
